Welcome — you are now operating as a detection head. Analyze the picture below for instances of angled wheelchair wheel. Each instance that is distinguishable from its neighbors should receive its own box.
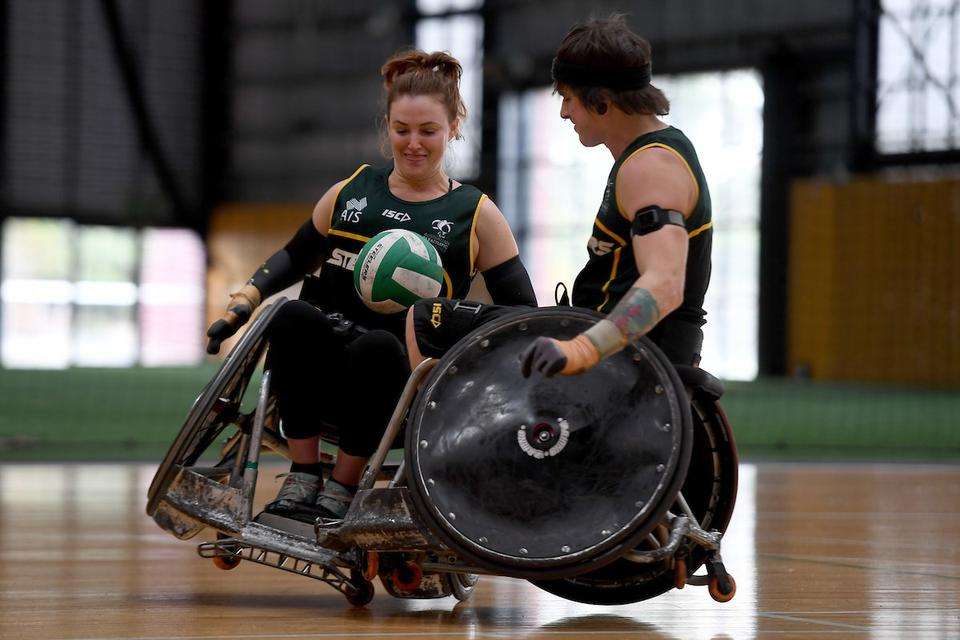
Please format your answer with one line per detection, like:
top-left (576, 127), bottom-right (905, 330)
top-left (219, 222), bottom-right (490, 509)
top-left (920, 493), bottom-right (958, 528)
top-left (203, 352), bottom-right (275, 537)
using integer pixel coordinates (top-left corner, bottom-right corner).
top-left (530, 392), bottom-right (738, 604)
top-left (405, 307), bottom-right (693, 581)
top-left (446, 573), bottom-right (479, 601)
top-left (146, 299), bottom-right (287, 517)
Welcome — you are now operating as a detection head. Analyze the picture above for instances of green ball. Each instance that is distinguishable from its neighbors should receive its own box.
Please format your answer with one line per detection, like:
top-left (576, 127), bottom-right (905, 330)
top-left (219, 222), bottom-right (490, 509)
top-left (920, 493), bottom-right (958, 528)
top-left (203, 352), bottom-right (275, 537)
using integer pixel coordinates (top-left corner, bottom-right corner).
top-left (353, 229), bottom-right (444, 314)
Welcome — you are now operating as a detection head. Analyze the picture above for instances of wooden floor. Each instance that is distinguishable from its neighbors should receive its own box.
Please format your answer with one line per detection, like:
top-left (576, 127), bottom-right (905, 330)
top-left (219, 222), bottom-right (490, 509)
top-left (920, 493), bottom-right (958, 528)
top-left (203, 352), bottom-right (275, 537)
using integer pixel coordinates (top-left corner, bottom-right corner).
top-left (0, 462), bottom-right (957, 639)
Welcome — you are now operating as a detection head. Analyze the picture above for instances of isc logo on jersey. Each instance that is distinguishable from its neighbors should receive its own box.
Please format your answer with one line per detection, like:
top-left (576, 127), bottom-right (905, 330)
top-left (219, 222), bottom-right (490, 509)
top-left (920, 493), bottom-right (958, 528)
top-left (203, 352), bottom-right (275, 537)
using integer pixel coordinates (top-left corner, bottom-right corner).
top-left (382, 209), bottom-right (411, 222)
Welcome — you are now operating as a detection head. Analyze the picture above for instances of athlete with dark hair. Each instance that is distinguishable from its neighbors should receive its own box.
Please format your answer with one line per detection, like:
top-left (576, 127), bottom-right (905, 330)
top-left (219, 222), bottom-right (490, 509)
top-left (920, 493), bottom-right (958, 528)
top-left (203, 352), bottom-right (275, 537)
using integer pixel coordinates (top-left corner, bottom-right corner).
top-left (206, 49), bottom-right (535, 520)
top-left (407, 14), bottom-right (712, 377)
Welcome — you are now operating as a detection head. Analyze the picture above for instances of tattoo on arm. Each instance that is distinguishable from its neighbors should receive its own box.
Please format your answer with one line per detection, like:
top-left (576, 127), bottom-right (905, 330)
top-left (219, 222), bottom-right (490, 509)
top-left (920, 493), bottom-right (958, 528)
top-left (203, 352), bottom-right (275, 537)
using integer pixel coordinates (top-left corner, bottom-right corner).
top-left (607, 287), bottom-right (661, 343)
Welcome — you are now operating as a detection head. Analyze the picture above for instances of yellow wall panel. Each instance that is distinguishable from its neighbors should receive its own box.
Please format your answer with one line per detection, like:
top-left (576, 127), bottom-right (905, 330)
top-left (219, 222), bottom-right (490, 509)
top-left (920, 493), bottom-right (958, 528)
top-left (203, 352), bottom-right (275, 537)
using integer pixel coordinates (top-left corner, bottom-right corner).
top-left (206, 203), bottom-right (311, 354)
top-left (788, 180), bottom-right (839, 378)
top-left (789, 176), bottom-right (960, 387)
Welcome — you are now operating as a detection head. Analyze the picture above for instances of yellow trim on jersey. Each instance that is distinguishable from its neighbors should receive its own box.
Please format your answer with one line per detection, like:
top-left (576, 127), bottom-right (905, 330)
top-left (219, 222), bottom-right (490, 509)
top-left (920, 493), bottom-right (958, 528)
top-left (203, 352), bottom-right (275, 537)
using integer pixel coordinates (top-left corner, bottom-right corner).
top-left (468, 194), bottom-right (488, 276)
top-left (688, 221), bottom-right (712, 238)
top-left (594, 216), bottom-right (628, 247)
top-left (614, 143), bottom-right (700, 219)
top-left (323, 164), bottom-right (370, 232)
top-left (442, 269), bottom-right (453, 297)
top-left (597, 246), bottom-right (623, 312)
top-left (327, 229), bottom-right (371, 243)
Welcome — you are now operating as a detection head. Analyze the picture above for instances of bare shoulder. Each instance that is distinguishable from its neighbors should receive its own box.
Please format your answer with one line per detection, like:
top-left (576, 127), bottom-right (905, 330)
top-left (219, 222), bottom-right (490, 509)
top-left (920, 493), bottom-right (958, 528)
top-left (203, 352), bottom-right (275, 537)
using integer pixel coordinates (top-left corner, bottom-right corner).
top-left (311, 177), bottom-right (352, 234)
top-left (616, 146), bottom-right (697, 218)
top-left (477, 195), bottom-right (506, 222)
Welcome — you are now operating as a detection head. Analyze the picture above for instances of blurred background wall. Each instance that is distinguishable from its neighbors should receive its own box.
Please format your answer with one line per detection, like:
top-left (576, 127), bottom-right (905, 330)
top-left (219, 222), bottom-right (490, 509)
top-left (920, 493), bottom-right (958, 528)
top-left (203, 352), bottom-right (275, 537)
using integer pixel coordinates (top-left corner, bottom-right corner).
top-left (0, 0), bottom-right (957, 460)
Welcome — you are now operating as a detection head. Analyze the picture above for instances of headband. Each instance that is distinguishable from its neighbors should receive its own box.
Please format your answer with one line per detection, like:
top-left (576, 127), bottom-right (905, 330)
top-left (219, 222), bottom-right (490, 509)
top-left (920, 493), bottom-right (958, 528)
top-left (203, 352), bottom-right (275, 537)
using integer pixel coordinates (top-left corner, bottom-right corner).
top-left (551, 58), bottom-right (652, 91)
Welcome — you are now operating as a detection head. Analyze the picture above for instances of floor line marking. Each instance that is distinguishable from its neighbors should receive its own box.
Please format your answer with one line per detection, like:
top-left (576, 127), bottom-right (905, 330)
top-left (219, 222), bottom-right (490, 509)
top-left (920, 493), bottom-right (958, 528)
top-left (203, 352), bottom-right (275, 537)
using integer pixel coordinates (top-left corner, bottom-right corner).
top-left (761, 552), bottom-right (960, 581)
top-left (759, 612), bottom-right (870, 631)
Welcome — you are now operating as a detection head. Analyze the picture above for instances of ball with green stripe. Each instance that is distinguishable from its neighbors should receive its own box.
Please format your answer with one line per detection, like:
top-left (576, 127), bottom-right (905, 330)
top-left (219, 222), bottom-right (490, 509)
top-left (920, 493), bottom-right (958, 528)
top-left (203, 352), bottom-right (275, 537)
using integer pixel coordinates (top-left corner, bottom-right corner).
top-left (354, 229), bottom-right (444, 314)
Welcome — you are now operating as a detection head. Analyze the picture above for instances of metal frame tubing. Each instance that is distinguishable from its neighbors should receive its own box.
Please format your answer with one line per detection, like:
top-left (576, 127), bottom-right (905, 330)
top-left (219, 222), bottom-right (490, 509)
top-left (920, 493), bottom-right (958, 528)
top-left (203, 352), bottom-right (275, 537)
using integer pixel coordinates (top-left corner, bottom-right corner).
top-left (241, 370), bottom-right (272, 521)
top-left (359, 358), bottom-right (438, 491)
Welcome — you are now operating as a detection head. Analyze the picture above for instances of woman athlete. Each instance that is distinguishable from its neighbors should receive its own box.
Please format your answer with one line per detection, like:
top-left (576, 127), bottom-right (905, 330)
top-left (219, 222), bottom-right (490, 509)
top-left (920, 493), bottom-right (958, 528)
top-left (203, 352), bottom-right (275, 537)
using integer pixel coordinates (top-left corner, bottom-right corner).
top-left (206, 50), bottom-right (535, 520)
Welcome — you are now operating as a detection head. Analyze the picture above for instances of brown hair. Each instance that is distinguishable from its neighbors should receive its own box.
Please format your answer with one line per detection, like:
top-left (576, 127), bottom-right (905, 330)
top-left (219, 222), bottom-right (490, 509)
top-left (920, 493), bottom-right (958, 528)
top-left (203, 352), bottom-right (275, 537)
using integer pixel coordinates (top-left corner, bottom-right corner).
top-left (381, 49), bottom-right (467, 139)
top-left (553, 15), bottom-right (669, 116)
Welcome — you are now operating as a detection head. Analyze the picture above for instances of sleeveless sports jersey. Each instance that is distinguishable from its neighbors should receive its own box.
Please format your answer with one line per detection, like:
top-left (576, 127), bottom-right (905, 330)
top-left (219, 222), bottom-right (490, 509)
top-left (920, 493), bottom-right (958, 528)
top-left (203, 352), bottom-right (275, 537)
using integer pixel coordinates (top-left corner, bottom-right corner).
top-left (313, 164), bottom-right (486, 337)
top-left (571, 126), bottom-right (712, 358)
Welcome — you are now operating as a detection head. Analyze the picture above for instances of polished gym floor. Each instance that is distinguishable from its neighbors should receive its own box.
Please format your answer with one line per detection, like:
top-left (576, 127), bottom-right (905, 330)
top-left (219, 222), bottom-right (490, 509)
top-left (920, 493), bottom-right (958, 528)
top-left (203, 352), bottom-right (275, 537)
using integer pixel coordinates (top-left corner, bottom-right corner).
top-left (0, 462), bottom-right (957, 639)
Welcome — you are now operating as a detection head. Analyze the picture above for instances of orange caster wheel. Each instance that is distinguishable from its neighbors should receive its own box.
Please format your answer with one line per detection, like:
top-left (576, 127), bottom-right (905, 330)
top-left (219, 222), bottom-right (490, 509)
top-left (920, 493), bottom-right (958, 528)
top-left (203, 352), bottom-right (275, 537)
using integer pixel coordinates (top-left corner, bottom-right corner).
top-left (708, 574), bottom-right (736, 602)
top-left (673, 557), bottom-right (687, 589)
top-left (212, 554), bottom-right (241, 570)
top-left (362, 551), bottom-right (379, 582)
top-left (392, 561), bottom-right (423, 592)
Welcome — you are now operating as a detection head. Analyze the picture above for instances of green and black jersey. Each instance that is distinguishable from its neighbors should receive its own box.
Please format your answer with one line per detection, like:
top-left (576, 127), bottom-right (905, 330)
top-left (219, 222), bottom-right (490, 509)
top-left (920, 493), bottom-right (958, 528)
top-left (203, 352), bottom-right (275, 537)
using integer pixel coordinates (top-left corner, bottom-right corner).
top-left (313, 164), bottom-right (485, 337)
top-left (571, 126), bottom-right (712, 362)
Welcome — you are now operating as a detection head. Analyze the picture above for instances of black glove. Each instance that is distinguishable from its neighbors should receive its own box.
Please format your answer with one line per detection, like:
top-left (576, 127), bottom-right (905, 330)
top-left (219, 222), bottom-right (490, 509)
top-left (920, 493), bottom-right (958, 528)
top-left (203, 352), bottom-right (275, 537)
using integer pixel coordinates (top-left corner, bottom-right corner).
top-left (206, 284), bottom-right (261, 354)
top-left (519, 337), bottom-right (567, 378)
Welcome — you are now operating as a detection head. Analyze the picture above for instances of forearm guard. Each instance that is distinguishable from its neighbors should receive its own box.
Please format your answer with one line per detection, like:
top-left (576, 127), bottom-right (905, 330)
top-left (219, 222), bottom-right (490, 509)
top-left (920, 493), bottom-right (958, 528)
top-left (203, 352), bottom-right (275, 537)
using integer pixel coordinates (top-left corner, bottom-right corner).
top-left (482, 255), bottom-right (537, 307)
top-left (248, 220), bottom-right (330, 298)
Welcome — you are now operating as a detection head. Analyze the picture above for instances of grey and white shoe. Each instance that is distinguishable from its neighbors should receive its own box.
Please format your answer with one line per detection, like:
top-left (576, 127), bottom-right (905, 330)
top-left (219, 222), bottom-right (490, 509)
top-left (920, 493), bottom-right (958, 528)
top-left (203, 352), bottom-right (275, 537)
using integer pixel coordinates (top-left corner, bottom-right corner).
top-left (264, 472), bottom-right (321, 515)
top-left (315, 479), bottom-right (357, 519)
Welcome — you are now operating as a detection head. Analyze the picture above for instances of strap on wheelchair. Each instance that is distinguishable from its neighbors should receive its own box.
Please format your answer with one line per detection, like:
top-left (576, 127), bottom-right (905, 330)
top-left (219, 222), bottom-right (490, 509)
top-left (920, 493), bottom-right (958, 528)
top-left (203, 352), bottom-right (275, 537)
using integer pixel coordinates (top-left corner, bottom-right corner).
top-left (295, 275), bottom-right (370, 341)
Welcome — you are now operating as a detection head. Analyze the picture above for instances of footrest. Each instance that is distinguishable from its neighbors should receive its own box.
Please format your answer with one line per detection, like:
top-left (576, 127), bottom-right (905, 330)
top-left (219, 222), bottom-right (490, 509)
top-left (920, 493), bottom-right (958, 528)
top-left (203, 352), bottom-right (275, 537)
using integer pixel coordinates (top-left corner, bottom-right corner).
top-left (198, 535), bottom-right (360, 598)
top-left (153, 466), bottom-right (244, 537)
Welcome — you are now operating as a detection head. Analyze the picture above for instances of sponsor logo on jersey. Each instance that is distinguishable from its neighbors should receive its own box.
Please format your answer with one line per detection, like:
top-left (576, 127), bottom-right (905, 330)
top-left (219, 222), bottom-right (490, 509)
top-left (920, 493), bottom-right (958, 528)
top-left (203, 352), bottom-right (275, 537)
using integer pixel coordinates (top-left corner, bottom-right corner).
top-left (453, 300), bottom-right (483, 315)
top-left (382, 209), bottom-right (411, 222)
top-left (432, 219), bottom-right (454, 236)
top-left (588, 236), bottom-right (615, 256)
top-left (326, 248), bottom-right (358, 270)
top-left (430, 302), bottom-right (443, 328)
top-left (339, 196), bottom-right (367, 224)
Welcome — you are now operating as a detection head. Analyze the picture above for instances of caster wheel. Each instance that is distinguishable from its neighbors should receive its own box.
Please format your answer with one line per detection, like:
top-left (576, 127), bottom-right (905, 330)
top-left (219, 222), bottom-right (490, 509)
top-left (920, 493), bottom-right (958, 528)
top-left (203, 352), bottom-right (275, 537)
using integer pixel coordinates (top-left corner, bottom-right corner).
top-left (346, 573), bottom-right (375, 607)
top-left (708, 574), bottom-right (736, 602)
top-left (392, 561), bottom-right (423, 592)
top-left (448, 573), bottom-right (479, 601)
top-left (674, 557), bottom-right (687, 589)
top-left (212, 554), bottom-right (241, 570)
top-left (362, 551), bottom-right (379, 582)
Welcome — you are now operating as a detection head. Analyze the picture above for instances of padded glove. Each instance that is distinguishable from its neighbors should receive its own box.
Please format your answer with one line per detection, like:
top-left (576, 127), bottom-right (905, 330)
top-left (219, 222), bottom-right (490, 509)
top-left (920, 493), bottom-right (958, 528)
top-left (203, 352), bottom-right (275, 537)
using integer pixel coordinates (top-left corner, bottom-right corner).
top-left (519, 335), bottom-right (600, 378)
top-left (206, 284), bottom-right (262, 354)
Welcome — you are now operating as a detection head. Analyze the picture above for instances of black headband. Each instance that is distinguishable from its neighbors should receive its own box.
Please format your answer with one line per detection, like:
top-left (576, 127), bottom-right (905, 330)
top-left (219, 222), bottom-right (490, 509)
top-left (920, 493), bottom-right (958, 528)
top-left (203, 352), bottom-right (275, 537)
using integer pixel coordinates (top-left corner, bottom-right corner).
top-left (551, 58), bottom-right (652, 91)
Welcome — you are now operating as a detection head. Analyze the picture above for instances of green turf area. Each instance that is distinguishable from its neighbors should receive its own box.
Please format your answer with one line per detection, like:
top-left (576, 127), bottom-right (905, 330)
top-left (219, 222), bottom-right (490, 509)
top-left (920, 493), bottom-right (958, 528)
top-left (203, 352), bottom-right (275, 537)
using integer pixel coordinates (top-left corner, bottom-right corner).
top-left (721, 379), bottom-right (960, 460)
top-left (1, 366), bottom-right (958, 461)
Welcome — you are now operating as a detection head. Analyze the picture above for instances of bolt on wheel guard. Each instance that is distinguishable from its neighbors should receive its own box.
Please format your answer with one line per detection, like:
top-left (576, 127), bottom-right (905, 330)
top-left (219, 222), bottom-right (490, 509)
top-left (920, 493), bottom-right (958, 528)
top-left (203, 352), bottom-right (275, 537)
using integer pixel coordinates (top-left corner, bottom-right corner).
top-left (405, 307), bottom-right (693, 580)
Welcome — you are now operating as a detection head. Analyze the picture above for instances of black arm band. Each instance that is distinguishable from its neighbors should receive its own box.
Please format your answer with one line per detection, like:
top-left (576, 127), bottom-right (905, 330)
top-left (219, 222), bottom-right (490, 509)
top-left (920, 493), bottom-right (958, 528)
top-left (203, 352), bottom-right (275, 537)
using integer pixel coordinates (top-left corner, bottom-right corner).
top-left (631, 205), bottom-right (686, 237)
top-left (482, 255), bottom-right (537, 307)
top-left (248, 220), bottom-right (330, 298)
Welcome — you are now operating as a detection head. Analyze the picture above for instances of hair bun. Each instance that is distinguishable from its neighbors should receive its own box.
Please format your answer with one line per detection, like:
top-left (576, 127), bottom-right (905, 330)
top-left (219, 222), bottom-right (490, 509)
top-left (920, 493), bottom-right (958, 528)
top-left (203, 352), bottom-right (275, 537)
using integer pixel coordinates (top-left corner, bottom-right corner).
top-left (380, 48), bottom-right (468, 136)
top-left (381, 49), bottom-right (462, 90)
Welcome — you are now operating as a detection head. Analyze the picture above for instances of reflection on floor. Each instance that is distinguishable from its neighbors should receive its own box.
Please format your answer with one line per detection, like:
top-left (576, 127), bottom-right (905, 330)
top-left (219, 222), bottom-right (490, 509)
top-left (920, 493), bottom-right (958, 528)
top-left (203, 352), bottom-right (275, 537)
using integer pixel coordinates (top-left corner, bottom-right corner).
top-left (0, 462), bottom-right (957, 639)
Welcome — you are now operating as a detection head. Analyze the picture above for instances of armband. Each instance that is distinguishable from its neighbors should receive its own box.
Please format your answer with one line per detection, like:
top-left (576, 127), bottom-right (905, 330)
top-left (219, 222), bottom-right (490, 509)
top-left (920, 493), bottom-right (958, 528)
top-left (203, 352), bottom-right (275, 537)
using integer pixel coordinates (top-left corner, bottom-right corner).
top-left (631, 205), bottom-right (685, 237)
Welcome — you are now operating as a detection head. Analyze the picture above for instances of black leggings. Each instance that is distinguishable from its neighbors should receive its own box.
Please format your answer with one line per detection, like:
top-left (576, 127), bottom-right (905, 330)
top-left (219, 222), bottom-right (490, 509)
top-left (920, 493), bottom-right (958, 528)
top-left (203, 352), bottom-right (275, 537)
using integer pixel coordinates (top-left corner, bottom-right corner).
top-left (264, 300), bottom-right (410, 457)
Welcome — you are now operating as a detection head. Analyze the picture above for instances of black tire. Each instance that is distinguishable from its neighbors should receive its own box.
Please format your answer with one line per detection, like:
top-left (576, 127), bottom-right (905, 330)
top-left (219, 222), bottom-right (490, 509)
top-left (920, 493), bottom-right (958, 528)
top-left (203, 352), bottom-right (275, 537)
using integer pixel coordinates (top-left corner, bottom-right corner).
top-left (531, 394), bottom-right (738, 605)
top-left (345, 571), bottom-right (375, 607)
top-left (146, 299), bottom-right (287, 516)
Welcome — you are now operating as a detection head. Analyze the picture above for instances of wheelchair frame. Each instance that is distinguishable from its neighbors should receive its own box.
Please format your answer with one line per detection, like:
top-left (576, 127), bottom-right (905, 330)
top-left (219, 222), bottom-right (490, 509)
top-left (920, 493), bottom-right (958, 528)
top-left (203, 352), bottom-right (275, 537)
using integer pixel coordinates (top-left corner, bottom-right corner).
top-left (147, 299), bottom-right (737, 607)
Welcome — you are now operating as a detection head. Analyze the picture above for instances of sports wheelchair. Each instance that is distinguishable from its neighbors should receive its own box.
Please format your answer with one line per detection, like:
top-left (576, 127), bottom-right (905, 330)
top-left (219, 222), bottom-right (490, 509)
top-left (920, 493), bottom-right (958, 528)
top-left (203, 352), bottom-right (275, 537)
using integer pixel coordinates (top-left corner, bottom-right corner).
top-left (146, 299), bottom-right (738, 607)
